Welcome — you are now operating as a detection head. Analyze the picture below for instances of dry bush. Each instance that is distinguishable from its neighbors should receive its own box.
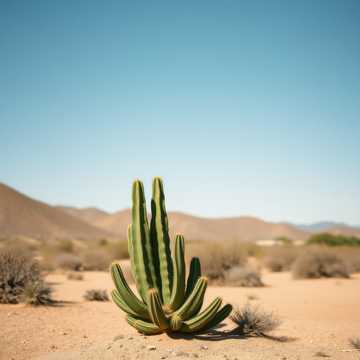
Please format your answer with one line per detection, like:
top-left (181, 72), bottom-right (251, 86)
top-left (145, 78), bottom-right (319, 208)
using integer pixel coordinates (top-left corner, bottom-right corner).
top-left (67, 272), bottom-right (84, 281)
top-left (82, 250), bottom-right (112, 271)
top-left (230, 303), bottom-right (281, 336)
top-left (55, 253), bottom-right (83, 271)
top-left (189, 241), bottom-right (246, 281)
top-left (105, 239), bottom-right (129, 260)
top-left (21, 281), bottom-right (53, 305)
top-left (349, 337), bottom-right (360, 350)
top-left (337, 248), bottom-right (360, 273)
top-left (292, 247), bottom-right (350, 279)
top-left (224, 266), bottom-right (264, 287)
top-left (0, 250), bottom-right (53, 305)
top-left (263, 246), bottom-right (299, 272)
top-left (56, 239), bottom-right (75, 253)
top-left (83, 289), bottom-right (109, 301)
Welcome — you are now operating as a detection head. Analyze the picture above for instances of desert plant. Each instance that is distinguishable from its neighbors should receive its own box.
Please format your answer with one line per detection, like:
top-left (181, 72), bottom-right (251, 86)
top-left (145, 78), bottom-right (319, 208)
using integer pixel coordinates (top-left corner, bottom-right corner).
top-left (82, 249), bottom-right (112, 271)
top-left (307, 233), bottom-right (360, 247)
top-left (84, 289), bottom-right (109, 301)
top-left (55, 253), bottom-right (83, 271)
top-left (229, 303), bottom-right (281, 336)
top-left (264, 246), bottom-right (298, 272)
top-left (190, 241), bottom-right (245, 281)
top-left (21, 280), bottom-right (54, 305)
top-left (110, 178), bottom-right (232, 334)
top-left (67, 272), bottom-right (84, 280)
top-left (224, 266), bottom-right (264, 287)
top-left (292, 248), bottom-right (350, 279)
top-left (0, 250), bottom-right (42, 304)
top-left (349, 337), bottom-right (360, 350)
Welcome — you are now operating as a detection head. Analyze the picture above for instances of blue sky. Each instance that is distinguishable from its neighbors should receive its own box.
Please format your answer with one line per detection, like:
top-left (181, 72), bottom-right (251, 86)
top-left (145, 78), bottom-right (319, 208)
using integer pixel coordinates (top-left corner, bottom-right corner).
top-left (1, 0), bottom-right (359, 224)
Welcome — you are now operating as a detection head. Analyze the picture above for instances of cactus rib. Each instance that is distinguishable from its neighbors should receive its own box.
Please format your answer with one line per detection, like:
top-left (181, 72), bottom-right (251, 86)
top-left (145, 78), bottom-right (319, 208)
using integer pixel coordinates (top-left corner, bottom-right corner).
top-left (180, 297), bottom-right (222, 333)
top-left (147, 288), bottom-right (170, 330)
top-left (198, 304), bottom-right (233, 333)
top-left (126, 315), bottom-right (162, 335)
top-left (110, 262), bottom-right (149, 319)
top-left (150, 177), bottom-right (173, 304)
top-left (185, 257), bottom-right (201, 299)
top-left (174, 277), bottom-right (207, 321)
top-left (169, 234), bottom-right (186, 311)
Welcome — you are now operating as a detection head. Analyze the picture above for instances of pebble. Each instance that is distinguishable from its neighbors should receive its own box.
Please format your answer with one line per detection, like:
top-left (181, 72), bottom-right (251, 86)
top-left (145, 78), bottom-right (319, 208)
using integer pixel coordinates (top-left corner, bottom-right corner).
top-left (173, 350), bottom-right (189, 357)
top-left (200, 345), bottom-right (208, 350)
top-left (147, 345), bottom-right (157, 351)
top-left (113, 335), bottom-right (125, 341)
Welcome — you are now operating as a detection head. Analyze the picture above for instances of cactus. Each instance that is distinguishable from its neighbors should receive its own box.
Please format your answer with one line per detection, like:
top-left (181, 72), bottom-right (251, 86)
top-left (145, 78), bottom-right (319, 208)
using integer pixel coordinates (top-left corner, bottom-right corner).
top-left (110, 177), bottom-right (232, 334)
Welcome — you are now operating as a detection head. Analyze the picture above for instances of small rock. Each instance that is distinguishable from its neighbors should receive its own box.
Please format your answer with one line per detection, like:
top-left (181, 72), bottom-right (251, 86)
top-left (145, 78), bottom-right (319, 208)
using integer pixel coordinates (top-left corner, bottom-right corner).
top-left (147, 345), bottom-right (156, 351)
top-left (127, 336), bottom-right (133, 340)
top-left (200, 345), bottom-right (208, 350)
top-left (192, 355), bottom-right (199, 358)
top-left (160, 356), bottom-right (167, 359)
top-left (62, 332), bottom-right (68, 336)
top-left (113, 335), bottom-right (124, 341)
top-left (83, 335), bottom-right (88, 339)
top-left (173, 350), bottom-right (189, 357)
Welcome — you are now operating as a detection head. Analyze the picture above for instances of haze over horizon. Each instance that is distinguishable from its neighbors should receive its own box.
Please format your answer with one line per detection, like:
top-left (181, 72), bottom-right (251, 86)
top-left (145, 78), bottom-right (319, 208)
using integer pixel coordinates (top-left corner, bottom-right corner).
top-left (1, 1), bottom-right (360, 224)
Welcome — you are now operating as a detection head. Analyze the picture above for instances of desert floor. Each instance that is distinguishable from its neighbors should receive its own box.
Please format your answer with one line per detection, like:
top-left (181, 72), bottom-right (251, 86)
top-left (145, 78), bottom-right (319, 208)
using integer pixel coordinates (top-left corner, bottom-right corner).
top-left (1, 267), bottom-right (360, 360)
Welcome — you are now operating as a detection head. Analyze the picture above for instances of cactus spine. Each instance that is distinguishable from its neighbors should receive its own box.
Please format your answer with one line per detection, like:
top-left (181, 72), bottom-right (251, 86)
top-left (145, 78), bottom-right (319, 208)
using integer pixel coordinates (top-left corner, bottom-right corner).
top-left (110, 178), bottom-right (232, 334)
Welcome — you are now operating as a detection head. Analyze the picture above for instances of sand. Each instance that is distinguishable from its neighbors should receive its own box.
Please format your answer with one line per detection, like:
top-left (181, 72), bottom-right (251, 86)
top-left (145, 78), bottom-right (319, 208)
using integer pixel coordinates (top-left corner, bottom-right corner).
top-left (1, 268), bottom-right (360, 360)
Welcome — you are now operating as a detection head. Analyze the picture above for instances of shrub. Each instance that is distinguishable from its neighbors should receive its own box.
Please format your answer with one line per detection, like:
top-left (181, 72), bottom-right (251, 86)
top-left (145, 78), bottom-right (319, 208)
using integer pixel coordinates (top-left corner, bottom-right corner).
top-left (190, 241), bottom-right (245, 281)
top-left (55, 253), bottom-right (83, 271)
top-left (224, 266), bottom-right (264, 287)
top-left (67, 272), bottom-right (84, 281)
top-left (82, 250), bottom-right (112, 271)
top-left (84, 289), bottom-right (109, 301)
top-left (307, 233), bottom-right (360, 247)
top-left (57, 239), bottom-right (75, 253)
top-left (292, 248), bottom-right (350, 279)
top-left (21, 281), bottom-right (54, 305)
top-left (349, 337), bottom-right (360, 350)
top-left (0, 250), bottom-right (52, 304)
top-left (230, 303), bottom-right (281, 336)
top-left (264, 246), bottom-right (298, 272)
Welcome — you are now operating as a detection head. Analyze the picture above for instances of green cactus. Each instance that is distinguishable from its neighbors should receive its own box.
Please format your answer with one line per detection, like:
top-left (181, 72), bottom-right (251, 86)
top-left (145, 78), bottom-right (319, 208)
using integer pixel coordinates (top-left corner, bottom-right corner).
top-left (110, 177), bottom-right (232, 334)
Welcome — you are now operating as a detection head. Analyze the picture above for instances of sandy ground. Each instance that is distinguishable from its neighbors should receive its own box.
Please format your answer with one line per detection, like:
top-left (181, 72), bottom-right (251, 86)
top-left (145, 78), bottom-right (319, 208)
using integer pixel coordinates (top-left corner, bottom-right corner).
top-left (1, 268), bottom-right (360, 360)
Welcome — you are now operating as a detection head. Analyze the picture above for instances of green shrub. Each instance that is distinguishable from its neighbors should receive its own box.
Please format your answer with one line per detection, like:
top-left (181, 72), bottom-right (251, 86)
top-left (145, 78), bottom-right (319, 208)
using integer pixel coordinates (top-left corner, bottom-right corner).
top-left (292, 248), bottom-right (350, 279)
top-left (307, 233), bottom-right (360, 247)
top-left (21, 281), bottom-right (54, 305)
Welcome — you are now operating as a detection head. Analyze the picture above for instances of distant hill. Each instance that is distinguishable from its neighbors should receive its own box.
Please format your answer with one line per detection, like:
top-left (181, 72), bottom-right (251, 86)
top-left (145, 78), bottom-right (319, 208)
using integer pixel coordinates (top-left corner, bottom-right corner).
top-left (59, 208), bottom-right (309, 243)
top-left (55, 206), bottom-right (110, 225)
top-left (292, 222), bottom-right (360, 237)
top-left (1, 182), bottom-right (359, 243)
top-left (0, 183), bottom-right (113, 240)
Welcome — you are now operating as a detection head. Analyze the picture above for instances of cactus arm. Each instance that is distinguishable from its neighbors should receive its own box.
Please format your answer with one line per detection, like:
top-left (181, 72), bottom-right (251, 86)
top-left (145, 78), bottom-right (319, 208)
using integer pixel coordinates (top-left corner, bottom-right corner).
top-left (150, 177), bottom-right (173, 304)
top-left (197, 304), bottom-right (233, 333)
top-left (131, 180), bottom-right (157, 301)
top-left (173, 277), bottom-right (207, 321)
top-left (147, 289), bottom-right (170, 330)
top-left (127, 315), bottom-right (163, 335)
top-left (180, 297), bottom-right (222, 333)
top-left (168, 234), bottom-right (186, 311)
top-left (111, 290), bottom-right (149, 320)
top-left (110, 262), bottom-right (149, 319)
top-left (185, 257), bottom-right (201, 299)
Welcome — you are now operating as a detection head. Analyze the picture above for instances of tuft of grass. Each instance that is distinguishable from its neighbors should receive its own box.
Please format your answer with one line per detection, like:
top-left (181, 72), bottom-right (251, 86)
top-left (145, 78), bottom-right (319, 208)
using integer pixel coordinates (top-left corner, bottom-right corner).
top-left (349, 337), bottom-right (360, 350)
top-left (21, 280), bottom-right (54, 305)
top-left (67, 272), bottom-right (84, 281)
top-left (224, 266), bottom-right (264, 287)
top-left (83, 289), bottom-right (109, 301)
top-left (292, 248), bottom-right (350, 279)
top-left (230, 303), bottom-right (281, 336)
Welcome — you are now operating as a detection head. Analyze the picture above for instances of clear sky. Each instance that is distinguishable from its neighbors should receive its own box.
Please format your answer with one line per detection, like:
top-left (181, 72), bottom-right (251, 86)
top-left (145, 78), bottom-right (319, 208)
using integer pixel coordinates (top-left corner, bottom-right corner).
top-left (1, 0), bottom-right (359, 224)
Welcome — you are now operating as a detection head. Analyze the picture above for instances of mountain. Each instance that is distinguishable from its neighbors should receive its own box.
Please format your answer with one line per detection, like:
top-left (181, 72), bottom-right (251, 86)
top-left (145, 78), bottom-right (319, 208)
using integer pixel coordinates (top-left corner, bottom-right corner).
top-left (292, 222), bottom-right (360, 237)
top-left (68, 209), bottom-right (308, 243)
top-left (0, 183), bottom-right (113, 240)
top-left (55, 206), bottom-right (109, 225)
